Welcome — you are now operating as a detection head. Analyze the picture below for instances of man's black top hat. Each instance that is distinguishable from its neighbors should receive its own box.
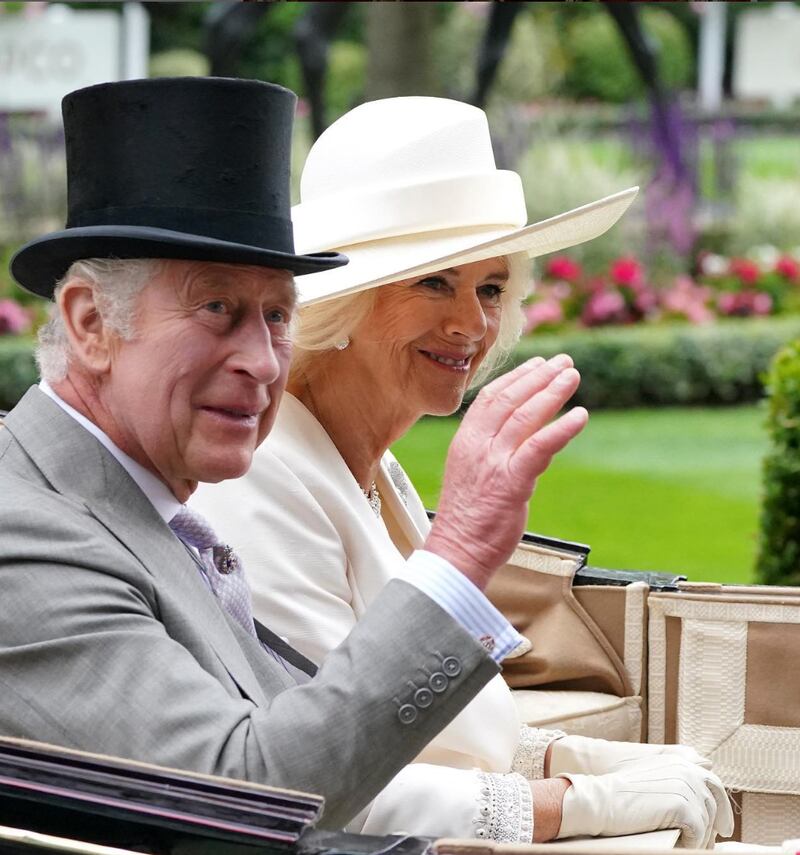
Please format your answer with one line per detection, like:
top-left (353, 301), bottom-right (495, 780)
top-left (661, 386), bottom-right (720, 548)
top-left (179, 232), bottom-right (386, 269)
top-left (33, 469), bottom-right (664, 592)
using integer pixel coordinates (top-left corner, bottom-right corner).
top-left (11, 77), bottom-right (347, 298)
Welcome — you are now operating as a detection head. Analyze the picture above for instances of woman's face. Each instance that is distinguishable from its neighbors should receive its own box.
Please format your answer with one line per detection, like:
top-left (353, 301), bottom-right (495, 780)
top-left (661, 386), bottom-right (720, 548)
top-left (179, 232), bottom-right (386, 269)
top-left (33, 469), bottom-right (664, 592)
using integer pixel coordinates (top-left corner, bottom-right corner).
top-left (347, 258), bottom-right (507, 418)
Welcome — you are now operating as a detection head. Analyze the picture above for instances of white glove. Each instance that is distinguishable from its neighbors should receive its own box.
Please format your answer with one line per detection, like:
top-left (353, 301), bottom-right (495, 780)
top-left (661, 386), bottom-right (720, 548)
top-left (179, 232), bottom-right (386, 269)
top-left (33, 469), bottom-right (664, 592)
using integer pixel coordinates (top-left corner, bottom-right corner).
top-left (556, 755), bottom-right (734, 848)
top-left (549, 733), bottom-right (712, 777)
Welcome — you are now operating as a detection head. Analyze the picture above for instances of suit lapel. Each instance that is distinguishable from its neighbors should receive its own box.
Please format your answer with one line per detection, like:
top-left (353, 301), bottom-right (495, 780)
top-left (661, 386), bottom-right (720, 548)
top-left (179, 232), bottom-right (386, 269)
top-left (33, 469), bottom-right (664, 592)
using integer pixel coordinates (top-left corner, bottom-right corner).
top-left (5, 387), bottom-right (272, 705)
top-left (377, 455), bottom-right (427, 557)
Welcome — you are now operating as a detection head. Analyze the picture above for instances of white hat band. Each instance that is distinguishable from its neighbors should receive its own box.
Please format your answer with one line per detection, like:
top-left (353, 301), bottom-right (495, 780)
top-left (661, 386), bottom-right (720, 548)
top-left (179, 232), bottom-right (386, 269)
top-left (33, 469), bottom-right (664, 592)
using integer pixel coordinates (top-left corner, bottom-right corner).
top-left (292, 171), bottom-right (527, 254)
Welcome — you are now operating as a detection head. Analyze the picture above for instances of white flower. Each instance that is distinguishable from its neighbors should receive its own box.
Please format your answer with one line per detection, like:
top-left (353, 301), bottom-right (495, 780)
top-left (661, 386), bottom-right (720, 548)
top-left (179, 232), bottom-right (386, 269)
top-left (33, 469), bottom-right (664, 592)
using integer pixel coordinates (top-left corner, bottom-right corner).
top-left (700, 253), bottom-right (729, 276)
top-left (748, 244), bottom-right (780, 266)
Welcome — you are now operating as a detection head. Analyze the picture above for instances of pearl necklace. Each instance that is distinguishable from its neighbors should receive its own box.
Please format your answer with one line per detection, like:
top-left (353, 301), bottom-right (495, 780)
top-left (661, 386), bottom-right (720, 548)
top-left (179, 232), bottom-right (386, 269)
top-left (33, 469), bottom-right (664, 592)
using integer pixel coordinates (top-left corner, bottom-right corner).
top-left (362, 482), bottom-right (381, 517)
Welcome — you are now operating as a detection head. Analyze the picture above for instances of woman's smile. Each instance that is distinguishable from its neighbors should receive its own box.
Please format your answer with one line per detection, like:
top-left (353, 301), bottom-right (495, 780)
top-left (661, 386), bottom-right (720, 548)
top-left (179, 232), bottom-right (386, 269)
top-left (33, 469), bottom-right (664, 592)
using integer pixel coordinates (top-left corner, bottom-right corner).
top-left (417, 347), bottom-right (474, 373)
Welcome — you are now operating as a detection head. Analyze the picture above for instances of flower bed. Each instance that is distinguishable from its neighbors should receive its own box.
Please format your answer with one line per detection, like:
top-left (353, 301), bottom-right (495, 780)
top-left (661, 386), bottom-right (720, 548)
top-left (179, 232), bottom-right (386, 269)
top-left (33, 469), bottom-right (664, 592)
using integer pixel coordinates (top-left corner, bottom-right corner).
top-left (525, 249), bottom-right (800, 333)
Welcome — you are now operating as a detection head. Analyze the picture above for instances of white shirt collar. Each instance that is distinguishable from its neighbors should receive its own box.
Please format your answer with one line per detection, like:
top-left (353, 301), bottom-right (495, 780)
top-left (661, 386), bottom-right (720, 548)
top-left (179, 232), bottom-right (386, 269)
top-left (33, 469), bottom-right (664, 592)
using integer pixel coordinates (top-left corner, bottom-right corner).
top-left (39, 380), bottom-right (182, 524)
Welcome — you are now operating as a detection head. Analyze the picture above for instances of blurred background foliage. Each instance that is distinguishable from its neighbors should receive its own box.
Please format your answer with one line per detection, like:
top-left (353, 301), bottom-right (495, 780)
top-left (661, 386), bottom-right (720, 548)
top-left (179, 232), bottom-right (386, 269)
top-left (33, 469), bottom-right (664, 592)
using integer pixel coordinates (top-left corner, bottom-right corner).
top-left (562, 8), bottom-right (693, 103)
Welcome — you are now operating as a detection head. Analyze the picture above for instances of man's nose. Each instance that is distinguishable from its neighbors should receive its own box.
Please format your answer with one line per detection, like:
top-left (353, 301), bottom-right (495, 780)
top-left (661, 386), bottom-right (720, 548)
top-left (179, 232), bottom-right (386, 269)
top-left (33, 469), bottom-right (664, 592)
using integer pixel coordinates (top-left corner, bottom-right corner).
top-left (229, 317), bottom-right (282, 384)
top-left (443, 293), bottom-right (489, 341)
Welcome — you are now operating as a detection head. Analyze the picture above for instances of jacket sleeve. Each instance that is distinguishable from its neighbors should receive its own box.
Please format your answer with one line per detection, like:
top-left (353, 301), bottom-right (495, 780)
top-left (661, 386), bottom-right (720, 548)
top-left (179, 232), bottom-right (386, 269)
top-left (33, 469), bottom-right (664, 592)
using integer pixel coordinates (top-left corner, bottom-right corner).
top-left (0, 491), bottom-right (499, 830)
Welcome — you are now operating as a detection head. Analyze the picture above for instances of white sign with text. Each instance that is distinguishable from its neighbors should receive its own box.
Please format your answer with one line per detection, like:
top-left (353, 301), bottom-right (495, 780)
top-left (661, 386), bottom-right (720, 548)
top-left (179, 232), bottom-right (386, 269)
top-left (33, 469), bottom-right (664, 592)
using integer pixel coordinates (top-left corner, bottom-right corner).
top-left (0, 5), bottom-right (121, 115)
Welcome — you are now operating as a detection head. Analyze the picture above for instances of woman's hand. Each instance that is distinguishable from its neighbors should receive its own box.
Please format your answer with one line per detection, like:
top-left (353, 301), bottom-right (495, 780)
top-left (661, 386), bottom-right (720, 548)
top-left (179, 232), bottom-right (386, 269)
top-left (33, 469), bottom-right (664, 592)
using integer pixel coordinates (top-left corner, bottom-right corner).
top-left (548, 734), bottom-right (713, 777)
top-left (556, 755), bottom-right (734, 847)
top-left (425, 354), bottom-right (587, 590)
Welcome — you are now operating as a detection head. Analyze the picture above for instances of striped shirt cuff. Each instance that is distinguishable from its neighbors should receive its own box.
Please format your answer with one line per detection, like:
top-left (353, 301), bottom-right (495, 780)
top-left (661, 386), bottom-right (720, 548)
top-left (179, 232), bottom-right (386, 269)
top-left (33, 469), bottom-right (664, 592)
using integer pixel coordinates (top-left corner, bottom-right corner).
top-left (400, 549), bottom-right (526, 664)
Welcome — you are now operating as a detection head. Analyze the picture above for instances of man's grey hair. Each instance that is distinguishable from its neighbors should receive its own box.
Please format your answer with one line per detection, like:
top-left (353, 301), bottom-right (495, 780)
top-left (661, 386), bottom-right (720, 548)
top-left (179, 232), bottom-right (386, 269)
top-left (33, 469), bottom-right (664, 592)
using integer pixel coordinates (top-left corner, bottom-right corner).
top-left (36, 258), bottom-right (162, 383)
top-left (289, 252), bottom-right (532, 388)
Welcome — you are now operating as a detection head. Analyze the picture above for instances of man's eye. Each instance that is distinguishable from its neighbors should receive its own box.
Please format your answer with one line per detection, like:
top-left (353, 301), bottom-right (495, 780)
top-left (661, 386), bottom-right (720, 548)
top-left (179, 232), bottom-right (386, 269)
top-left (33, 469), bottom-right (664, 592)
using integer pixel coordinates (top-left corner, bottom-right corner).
top-left (265, 308), bottom-right (289, 325)
top-left (204, 300), bottom-right (227, 314)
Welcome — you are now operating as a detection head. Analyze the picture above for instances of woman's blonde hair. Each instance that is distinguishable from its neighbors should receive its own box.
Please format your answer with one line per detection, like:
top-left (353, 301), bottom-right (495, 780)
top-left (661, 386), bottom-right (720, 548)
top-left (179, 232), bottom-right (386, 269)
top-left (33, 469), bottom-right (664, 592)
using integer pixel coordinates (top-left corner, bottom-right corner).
top-left (289, 251), bottom-right (532, 388)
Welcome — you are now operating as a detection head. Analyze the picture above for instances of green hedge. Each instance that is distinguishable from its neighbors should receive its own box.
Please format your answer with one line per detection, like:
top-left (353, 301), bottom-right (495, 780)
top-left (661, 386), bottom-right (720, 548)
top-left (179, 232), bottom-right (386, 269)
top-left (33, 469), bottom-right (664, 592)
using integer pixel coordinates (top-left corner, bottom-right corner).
top-left (756, 340), bottom-right (800, 586)
top-left (0, 336), bottom-right (37, 411)
top-left (505, 318), bottom-right (800, 409)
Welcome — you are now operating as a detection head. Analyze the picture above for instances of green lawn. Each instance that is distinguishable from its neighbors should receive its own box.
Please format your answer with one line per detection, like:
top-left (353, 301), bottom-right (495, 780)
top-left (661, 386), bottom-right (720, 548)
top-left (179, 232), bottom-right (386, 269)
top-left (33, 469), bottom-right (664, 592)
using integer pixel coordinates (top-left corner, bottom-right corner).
top-left (392, 405), bottom-right (767, 584)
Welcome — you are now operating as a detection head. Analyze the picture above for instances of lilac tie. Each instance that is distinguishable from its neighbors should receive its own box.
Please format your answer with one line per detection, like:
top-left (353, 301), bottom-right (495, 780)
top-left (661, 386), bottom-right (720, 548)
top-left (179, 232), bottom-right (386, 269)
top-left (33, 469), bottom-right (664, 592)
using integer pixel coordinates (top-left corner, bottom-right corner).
top-left (169, 505), bottom-right (257, 637)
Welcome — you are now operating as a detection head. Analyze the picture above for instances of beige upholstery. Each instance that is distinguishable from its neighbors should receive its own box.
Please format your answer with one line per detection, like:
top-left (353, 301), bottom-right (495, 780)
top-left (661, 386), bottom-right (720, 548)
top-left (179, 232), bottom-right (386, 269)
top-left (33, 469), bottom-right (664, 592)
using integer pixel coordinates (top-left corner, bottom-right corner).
top-left (513, 689), bottom-right (642, 742)
top-left (648, 586), bottom-right (800, 844)
top-left (486, 539), bottom-right (649, 743)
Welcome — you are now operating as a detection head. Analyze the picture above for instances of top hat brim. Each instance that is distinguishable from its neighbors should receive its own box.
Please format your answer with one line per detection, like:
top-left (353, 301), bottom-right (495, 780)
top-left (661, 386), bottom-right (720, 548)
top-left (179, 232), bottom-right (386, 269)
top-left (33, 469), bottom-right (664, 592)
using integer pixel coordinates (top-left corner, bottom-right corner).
top-left (11, 226), bottom-right (348, 299)
top-left (294, 186), bottom-right (638, 306)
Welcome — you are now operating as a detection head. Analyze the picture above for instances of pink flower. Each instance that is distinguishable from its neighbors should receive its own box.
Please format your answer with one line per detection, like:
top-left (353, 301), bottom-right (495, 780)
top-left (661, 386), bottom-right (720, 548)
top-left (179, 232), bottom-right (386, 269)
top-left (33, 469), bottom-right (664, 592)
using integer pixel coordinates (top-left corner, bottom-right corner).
top-left (610, 256), bottom-right (644, 289)
top-left (634, 288), bottom-right (658, 315)
top-left (776, 255), bottom-right (800, 282)
top-left (549, 281), bottom-right (572, 301)
top-left (581, 288), bottom-right (626, 326)
top-left (0, 299), bottom-right (32, 335)
top-left (660, 277), bottom-right (714, 324)
top-left (716, 290), bottom-right (773, 317)
top-left (686, 303), bottom-right (715, 324)
top-left (544, 256), bottom-right (583, 284)
top-left (730, 258), bottom-right (761, 287)
top-left (523, 298), bottom-right (564, 333)
top-left (717, 292), bottom-right (738, 315)
top-left (752, 292), bottom-right (773, 315)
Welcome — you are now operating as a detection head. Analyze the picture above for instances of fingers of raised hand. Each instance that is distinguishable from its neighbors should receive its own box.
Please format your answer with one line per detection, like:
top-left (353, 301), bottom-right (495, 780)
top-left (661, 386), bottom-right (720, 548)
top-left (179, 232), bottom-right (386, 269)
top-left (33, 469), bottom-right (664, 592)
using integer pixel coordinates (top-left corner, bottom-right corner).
top-left (509, 406), bottom-right (588, 489)
top-left (470, 354), bottom-right (573, 436)
top-left (494, 366), bottom-right (581, 455)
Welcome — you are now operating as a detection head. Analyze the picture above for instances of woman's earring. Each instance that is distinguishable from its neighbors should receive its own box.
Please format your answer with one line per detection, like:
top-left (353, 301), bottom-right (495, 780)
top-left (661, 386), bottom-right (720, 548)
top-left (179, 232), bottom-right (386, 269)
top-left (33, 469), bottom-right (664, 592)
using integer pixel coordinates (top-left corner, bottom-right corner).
top-left (334, 337), bottom-right (350, 351)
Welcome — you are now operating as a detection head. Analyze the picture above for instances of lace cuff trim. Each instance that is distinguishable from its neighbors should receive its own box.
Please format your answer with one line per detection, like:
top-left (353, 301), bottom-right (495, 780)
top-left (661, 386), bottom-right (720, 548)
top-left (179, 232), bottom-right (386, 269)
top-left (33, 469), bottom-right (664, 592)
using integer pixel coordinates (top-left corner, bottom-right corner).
top-left (474, 771), bottom-right (533, 843)
top-left (511, 726), bottom-right (566, 780)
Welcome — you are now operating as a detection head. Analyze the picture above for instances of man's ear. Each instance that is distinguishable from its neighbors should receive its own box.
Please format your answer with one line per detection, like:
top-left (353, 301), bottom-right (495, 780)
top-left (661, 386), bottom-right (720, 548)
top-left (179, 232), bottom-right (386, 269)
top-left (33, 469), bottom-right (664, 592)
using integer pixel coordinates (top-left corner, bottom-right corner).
top-left (58, 279), bottom-right (114, 375)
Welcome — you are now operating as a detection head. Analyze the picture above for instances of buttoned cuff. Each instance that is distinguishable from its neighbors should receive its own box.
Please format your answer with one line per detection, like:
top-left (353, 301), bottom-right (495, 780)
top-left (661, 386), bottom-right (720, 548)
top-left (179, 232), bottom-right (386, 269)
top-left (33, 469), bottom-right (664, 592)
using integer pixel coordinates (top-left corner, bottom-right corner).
top-left (400, 550), bottom-right (526, 663)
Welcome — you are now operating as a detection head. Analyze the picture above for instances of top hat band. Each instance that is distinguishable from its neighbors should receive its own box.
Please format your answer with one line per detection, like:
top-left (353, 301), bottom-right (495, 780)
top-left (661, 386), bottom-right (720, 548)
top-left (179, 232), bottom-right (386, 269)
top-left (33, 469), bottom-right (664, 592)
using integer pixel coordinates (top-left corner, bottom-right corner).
top-left (67, 205), bottom-right (295, 253)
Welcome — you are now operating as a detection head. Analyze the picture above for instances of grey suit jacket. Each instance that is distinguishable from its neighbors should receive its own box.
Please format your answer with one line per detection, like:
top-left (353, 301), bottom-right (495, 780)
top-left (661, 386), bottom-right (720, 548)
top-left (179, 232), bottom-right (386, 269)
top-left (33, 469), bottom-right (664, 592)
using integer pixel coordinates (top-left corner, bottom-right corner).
top-left (0, 388), bottom-right (498, 828)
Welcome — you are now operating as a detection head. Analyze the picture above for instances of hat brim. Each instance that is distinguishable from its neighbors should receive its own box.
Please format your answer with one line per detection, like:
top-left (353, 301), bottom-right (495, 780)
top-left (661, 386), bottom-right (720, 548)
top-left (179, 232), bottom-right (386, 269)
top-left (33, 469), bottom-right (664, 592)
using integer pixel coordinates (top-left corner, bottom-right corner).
top-left (11, 226), bottom-right (348, 299)
top-left (295, 186), bottom-right (637, 306)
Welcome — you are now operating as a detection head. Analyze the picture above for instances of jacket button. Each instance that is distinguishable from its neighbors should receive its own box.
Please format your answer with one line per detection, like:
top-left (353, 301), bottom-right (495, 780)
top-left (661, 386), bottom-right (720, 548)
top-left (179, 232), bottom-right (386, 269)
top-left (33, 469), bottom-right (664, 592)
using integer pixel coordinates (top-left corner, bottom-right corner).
top-left (414, 687), bottom-right (433, 708)
top-left (398, 704), bottom-right (417, 725)
top-left (442, 656), bottom-right (462, 677)
top-left (429, 672), bottom-right (448, 693)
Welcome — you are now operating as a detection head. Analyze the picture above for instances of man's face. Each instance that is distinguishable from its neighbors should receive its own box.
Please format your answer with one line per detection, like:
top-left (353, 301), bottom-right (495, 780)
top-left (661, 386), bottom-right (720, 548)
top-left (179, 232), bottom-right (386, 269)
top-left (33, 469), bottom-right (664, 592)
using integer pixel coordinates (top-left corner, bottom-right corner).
top-left (102, 260), bottom-right (295, 498)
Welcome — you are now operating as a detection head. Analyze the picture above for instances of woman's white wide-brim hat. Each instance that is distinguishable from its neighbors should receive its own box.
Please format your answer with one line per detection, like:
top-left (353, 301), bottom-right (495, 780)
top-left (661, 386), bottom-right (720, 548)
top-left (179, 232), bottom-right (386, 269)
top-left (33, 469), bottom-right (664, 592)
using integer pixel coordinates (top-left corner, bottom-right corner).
top-left (292, 97), bottom-right (638, 306)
